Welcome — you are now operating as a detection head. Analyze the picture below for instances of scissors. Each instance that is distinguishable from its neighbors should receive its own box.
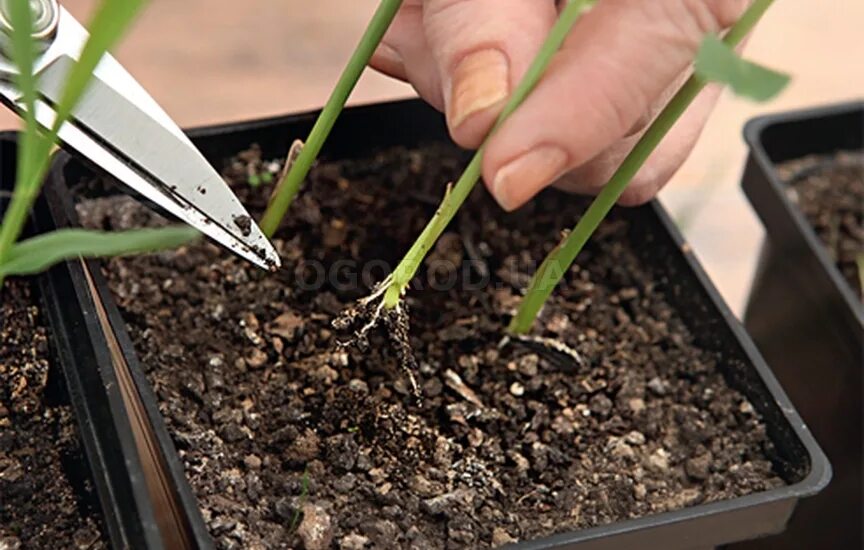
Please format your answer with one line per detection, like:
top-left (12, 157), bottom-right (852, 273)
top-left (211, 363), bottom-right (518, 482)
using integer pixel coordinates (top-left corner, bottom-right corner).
top-left (0, 0), bottom-right (280, 270)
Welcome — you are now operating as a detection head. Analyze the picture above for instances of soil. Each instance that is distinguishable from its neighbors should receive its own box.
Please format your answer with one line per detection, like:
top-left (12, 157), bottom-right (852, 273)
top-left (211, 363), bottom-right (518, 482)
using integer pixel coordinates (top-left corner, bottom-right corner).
top-left (0, 281), bottom-right (106, 549)
top-left (75, 143), bottom-right (784, 549)
top-left (778, 150), bottom-right (864, 300)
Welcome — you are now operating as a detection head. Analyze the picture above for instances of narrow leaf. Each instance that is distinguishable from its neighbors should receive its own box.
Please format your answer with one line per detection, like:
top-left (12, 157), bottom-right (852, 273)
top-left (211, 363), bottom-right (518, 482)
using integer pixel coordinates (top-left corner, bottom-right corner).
top-left (0, 1), bottom-right (47, 263)
top-left (7, 0), bottom-right (42, 187)
top-left (0, 226), bottom-right (199, 277)
top-left (695, 34), bottom-right (789, 101)
top-left (49, 0), bottom-right (147, 137)
top-left (1, 0), bottom-right (148, 264)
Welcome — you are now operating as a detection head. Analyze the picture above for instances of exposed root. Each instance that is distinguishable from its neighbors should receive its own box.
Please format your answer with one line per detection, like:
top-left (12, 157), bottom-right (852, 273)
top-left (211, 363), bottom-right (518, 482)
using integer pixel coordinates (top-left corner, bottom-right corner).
top-left (500, 333), bottom-right (584, 370)
top-left (333, 278), bottom-right (420, 399)
top-left (385, 303), bottom-right (420, 398)
top-left (332, 275), bottom-right (392, 337)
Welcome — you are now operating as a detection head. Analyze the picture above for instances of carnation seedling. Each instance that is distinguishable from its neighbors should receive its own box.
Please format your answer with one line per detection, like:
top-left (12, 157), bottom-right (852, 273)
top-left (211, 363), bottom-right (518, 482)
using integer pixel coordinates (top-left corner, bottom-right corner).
top-left (508, 0), bottom-right (787, 334)
top-left (334, 0), bottom-right (597, 392)
top-left (259, 0), bottom-right (404, 236)
top-left (335, 0), bottom-right (788, 387)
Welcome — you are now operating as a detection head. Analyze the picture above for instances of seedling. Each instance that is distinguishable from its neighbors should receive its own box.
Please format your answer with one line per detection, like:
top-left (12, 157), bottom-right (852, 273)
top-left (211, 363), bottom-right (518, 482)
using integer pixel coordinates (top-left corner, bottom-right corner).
top-left (336, 0), bottom-right (788, 382)
top-left (333, 0), bottom-right (596, 386)
top-left (0, 0), bottom-right (198, 288)
top-left (259, 0), bottom-right (404, 236)
top-left (508, 0), bottom-right (787, 334)
top-left (288, 467), bottom-right (311, 534)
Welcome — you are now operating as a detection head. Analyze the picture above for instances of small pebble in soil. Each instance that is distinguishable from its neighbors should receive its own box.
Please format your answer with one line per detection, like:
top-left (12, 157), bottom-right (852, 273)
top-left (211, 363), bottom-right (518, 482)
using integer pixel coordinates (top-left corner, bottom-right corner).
top-left (296, 503), bottom-right (334, 550)
top-left (243, 454), bottom-right (262, 470)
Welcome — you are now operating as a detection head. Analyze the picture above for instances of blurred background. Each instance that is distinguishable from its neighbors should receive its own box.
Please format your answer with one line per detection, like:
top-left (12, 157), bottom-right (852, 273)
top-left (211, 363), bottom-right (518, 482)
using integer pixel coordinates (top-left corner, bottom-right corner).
top-left (4, 0), bottom-right (861, 315)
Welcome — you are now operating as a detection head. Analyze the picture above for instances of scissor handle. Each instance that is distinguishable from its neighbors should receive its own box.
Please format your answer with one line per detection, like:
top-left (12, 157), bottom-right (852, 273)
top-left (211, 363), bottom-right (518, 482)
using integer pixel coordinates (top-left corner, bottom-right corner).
top-left (0, 0), bottom-right (60, 41)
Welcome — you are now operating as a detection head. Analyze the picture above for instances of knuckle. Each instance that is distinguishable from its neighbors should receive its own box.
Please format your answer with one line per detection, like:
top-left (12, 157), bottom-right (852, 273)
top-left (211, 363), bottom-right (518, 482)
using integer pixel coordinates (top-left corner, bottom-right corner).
top-left (423, 0), bottom-right (472, 23)
top-left (703, 0), bottom-right (750, 29)
top-left (677, 0), bottom-right (748, 34)
top-left (640, 0), bottom-right (745, 49)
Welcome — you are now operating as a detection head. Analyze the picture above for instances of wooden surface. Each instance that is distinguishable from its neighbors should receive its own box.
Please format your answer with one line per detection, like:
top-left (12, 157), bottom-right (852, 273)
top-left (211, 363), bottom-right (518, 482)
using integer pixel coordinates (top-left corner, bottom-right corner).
top-left (6, 0), bottom-right (862, 315)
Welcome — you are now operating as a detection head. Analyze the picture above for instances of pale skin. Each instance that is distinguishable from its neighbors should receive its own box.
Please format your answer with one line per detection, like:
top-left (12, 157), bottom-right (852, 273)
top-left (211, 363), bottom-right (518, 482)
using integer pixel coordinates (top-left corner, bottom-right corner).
top-left (370, 0), bottom-right (750, 209)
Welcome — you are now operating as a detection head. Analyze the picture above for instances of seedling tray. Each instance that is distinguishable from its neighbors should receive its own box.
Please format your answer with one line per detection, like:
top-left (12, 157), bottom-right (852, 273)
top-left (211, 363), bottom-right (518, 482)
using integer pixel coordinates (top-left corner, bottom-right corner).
top-left (741, 101), bottom-right (863, 549)
top-left (1, 136), bottom-right (153, 548)
top-left (0, 133), bottom-right (218, 550)
top-left (47, 99), bottom-right (829, 548)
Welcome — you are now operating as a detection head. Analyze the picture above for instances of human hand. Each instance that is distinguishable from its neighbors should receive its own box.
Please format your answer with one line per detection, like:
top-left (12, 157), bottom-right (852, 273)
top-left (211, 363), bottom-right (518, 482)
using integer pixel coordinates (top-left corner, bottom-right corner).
top-left (370, 0), bottom-right (748, 209)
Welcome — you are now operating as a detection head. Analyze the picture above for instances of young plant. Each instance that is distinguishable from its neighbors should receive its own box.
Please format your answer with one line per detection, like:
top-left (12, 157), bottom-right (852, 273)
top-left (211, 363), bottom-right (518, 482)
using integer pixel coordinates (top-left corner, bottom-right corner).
top-left (379, 0), bottom-right (596, 310)
top-left (507, 0), bottom-right (787, 334)
top-left (333, 0), bottom-right (597, 394)
top-left (0, 0), bottom-right (198, 288)
top-left (258, 0), bottom-right (404, 236)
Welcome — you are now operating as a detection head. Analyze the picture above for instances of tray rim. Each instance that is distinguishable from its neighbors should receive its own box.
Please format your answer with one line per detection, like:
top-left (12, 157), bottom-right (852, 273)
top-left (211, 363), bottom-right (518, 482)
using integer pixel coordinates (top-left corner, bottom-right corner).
top-left (742, 100), bottom-right (864, 326)
top-left (47, 98), bottom-right (832, 548)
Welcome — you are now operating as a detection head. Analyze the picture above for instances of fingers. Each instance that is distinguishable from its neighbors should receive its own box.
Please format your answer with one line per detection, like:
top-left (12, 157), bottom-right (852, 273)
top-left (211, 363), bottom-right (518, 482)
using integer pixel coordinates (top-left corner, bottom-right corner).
top-left (617, 83), bottom-right (723, 206)
top-left (369, 1), bottom-right (445, 111)
top-left (554, 77), bottom-right (722, 204)
top-left (422, 0), bottom-right (557, 148)
top-left (483, 0), bottom-right (749, 211)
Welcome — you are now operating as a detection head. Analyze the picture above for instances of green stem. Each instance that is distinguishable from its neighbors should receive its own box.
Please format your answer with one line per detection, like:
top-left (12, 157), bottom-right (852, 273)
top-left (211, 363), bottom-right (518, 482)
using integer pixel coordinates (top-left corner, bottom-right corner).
top-left (1, 0), bottom-right (145, 283)
top-left (259, 0), bottom-right (404, 236)
top-left (0, 1), bottom-right (39, 266)
top-left (508, 0), bottom-right (775, 334)
top-left (382, 0), bottom-right (596, 308)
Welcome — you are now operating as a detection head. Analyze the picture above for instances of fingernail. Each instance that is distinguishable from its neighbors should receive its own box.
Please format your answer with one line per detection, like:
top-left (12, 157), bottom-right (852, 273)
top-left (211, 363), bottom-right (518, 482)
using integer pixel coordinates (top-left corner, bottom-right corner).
top-left (449, 49), bottom-right (509, 129)
top-left (492, 146), bottom-right (569, 211)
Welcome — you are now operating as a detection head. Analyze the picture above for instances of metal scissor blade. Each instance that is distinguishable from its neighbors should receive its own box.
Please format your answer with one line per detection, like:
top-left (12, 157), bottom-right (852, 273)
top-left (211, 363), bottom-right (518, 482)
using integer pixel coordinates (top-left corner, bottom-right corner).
top-left (31, 8), bottom-right (280, 270)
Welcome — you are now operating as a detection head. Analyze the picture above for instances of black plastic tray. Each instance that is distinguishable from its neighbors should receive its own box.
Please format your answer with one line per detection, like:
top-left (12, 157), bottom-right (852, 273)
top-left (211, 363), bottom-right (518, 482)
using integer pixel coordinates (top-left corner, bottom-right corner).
top-left (740, 101), bottom-right (863, 549)
top-left (1, 135), bottom-right (165, 548)
top-left (49, 98), bottom-right (830, 549)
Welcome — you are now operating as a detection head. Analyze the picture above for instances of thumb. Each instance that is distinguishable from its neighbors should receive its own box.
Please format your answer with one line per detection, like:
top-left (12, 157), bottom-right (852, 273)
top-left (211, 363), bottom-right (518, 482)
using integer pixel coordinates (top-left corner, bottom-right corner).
top-left (421, 0), bottom-right (557, 148)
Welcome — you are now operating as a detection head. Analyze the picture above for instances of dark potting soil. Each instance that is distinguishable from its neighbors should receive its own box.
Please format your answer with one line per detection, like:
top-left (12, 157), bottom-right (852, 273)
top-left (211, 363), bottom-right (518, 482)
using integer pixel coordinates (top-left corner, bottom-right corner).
top-left (75, 144), bottom-right (783, 549)
top-left (778, 150), bottom-right (864, 300)
top-left (0, 281), bottom-right (105, 549)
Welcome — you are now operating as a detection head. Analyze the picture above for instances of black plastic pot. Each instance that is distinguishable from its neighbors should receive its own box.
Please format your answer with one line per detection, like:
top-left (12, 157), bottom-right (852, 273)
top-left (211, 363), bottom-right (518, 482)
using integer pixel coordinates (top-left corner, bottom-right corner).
top-left (740, 101), bottom-right (863, 550)
top-left (0, 134), bottom-right (212, 550)
top-left (46, 99), bottom-right (831, 549)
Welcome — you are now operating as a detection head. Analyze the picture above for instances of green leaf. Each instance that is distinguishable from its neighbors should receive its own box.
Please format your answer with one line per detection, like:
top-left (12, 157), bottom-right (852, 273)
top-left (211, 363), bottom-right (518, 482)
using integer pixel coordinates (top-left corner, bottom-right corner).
top-left (0, 226), bottom-right (199, 277)
top-left (7, 0), bottom-right (40, 185)
top-left (1, 0), bottom-right (148, 265)
top-left (49, 0), bottom-right (147, 137)
top-left (695, 34), bottom-right (789, 101)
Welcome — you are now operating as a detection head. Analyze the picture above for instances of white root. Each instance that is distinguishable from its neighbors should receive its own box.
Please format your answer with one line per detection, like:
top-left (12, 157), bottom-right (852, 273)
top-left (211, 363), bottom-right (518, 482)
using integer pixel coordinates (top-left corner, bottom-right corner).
top-left (506, 333), bottom-right (584, 367)
top-left (332, 278), bottom-right (420, 398)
